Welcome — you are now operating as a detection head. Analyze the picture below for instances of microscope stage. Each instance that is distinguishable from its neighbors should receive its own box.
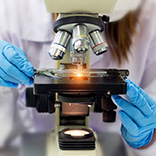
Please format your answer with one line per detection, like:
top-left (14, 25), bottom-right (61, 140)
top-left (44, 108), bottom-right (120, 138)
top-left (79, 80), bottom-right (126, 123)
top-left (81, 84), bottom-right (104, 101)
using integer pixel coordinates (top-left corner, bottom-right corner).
top-left (34, 69), bottom-right (128, 95)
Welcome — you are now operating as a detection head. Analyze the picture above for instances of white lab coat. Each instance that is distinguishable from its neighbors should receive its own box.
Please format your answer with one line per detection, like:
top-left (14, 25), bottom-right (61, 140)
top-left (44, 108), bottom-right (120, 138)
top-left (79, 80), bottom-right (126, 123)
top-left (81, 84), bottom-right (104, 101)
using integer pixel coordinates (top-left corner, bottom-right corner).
top-left (0, 0), bottom-right (156, 155)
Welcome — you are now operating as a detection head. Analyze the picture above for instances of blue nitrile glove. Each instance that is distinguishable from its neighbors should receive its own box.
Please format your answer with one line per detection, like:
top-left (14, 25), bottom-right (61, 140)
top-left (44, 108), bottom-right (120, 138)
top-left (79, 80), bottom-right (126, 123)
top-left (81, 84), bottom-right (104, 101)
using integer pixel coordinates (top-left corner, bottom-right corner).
top-left (0, 40), bottom-right (34, 87)
top-left (112, 79), bottom-right (156, 148)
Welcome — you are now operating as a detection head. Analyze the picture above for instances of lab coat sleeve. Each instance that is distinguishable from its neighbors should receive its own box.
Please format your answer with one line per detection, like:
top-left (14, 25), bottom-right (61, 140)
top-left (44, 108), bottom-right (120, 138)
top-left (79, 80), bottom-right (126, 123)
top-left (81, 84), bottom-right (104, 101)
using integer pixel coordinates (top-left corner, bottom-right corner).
top-left (0, 1), bottom-right (8, 41)
top-left (139, 0), bottom-right (156, 100)
top-left (130, 1), bottom-right (156, 155)
top-left (0, 0), bottom-right (20, 43)
top-left (0, 0), bottom-right (55, 148)
top-left (0, 1), bottom-right (34, 148)
top-left (140, 37), bottom-right (156, 99)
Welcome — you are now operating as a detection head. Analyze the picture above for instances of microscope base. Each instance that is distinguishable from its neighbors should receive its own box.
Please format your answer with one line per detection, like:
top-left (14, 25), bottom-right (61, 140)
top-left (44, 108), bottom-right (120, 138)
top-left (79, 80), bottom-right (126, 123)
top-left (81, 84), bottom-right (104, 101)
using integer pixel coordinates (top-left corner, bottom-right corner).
top-left (20, 130), bottom-right (128, 156)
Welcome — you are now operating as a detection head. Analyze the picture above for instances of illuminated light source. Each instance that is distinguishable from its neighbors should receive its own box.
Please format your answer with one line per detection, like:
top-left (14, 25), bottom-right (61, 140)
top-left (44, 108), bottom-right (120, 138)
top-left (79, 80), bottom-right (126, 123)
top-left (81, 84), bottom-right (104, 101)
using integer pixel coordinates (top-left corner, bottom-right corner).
top-left (64, 129), bottom-right (89, 137)
top-left (77, 72), bottom-right (83, 77)
top-left (58, 128), bottom-right (96, 150)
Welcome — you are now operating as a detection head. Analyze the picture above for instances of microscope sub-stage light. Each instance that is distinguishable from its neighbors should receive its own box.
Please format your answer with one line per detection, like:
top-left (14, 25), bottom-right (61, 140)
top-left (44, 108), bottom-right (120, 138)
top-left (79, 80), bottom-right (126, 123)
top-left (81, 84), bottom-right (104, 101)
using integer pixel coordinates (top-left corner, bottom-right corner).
top-left (58, 128), bottom-right (96, 150)
top-left (64, 129), bottom-right (89, 137)
top-left (76, 72), bottom-right (83, 77)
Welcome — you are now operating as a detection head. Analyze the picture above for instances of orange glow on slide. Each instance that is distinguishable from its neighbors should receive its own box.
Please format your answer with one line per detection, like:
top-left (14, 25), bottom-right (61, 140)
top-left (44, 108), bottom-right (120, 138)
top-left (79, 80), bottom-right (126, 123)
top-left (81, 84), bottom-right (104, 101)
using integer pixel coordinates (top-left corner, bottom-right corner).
top-left (77, 72), bottom-right (83, 77)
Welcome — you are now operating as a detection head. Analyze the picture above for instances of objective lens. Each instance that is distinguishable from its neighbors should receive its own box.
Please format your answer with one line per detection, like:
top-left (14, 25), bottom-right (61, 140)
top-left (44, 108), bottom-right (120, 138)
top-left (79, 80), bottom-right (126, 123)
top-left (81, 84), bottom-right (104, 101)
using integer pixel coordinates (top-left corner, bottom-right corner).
top-left (89, 30), bottom-right (109, 55)
top-left (72, 24), bottom-right (89, 54)
top-left (49, 30), bottom-right (71, 60)
top-left (71, 24), bottom-right (89, 66)
top-left (70, 38), bottom-right (86, 66)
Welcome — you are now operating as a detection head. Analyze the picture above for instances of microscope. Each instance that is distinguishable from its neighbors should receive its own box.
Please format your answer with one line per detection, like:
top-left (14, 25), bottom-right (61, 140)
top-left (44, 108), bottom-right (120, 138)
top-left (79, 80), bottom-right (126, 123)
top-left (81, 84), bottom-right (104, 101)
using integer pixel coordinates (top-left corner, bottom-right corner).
top-left (24, 0), bottom-right (129, 156)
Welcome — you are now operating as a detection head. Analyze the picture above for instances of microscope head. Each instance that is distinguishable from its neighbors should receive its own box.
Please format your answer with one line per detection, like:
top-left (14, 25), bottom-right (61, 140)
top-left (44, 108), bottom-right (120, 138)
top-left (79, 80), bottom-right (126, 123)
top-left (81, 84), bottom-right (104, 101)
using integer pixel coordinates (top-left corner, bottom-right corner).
top-left (44, 0), bottom-right (142, 68)
top-left (44, 0), bottom-right (117, 68)
top-left (48, 15), bottom-right (109, 68)
top-left (44, 0), bottom-right (117, 15)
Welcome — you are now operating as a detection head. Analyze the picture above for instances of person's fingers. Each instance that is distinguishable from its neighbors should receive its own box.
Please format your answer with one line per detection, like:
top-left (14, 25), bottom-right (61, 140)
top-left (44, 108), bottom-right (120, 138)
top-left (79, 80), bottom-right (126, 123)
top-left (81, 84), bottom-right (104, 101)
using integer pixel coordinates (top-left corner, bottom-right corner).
top-left (0, 76), bottom-right (18, 88)
top-left (121, 125), bottom-right (140, 145)
top-left (0, 67), bottom-right (22, 84)
top-left (118, 110), bottom-right (139, 136)
top-left (28, 78), bottom-right (34, 86)
top-left (112, 95), bottom-right (148, 126)
top-left (0, 53), bottom-right (33, 86)
top-left (0, 41), bottom-right (34, 78)
top-left (125, 79), bottom-right (153, 116)
top-left (120, 125), bottom-right (154, 148)
top-left (13, 45), bottom-right (27, 57)
top-left (125, 79), bottom-right (156, 110)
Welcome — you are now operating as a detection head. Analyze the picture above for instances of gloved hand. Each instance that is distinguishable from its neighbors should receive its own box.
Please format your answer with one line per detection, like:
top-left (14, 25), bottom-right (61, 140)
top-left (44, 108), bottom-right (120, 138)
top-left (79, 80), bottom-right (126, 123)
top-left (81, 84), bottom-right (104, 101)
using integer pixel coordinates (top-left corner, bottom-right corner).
top-left (0, 40), bottom-right (34, 87)
top-left (112, 79), bottom-right (156, 148)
